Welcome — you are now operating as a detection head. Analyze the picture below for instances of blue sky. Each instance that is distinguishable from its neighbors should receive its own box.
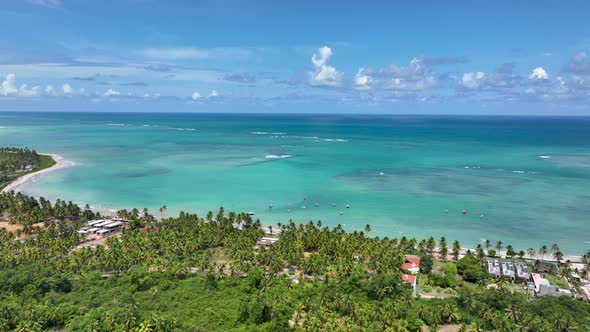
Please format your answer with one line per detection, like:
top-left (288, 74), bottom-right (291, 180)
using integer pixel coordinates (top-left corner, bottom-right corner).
top-left (1, 0), bottom-right (590, 114)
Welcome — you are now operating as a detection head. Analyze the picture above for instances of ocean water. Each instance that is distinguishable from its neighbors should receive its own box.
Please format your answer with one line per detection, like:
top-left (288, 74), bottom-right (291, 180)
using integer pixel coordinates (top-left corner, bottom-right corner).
top-left (1, 112), bottom-right (590, 254)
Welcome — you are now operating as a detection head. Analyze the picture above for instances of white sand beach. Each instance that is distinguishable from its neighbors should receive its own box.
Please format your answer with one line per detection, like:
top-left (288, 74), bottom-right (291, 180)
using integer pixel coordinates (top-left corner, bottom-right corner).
top-left (1, 154), bottom-right (74, 193)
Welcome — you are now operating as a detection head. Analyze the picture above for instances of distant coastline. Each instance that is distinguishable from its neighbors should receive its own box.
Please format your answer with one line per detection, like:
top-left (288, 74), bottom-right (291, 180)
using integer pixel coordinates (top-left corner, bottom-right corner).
top-left (1, 153), bottom-right (71, 193)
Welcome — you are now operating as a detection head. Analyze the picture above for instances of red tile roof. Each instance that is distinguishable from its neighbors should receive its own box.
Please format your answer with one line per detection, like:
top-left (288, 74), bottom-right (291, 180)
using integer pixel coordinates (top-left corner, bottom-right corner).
top-left (402, 274), bottom-right (416, 284)
top-left (402, 262), bottom-right (419, 271)
top-left (406, 256), bottom-right (420, 265)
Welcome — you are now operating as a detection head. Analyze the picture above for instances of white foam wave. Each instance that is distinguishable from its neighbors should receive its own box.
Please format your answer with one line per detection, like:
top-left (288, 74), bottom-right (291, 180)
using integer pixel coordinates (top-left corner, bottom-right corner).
top-left (106, 123), bottom-right (125, 126)
top-left (265, 154), bottom-right (292, 159)
top-left (538, 155), bottom-right (551, 159)
top-left (323, 138), bottom-right (348, 142)
top-left (251, 131), bottom-right (287, 135)
top-left (511, 170), bottom-right (525, 174)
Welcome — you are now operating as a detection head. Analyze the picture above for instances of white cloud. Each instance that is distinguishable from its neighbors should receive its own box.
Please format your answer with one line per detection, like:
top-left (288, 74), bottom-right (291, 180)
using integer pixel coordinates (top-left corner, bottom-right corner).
top-left (309, 46), bottom-right (343, 87)
top-left (45, 85), bottom-right (57, 96)
top-left (27, 0), bottom-right (61, 8)
top-left (140, 48), bottom-right (209, 60)
top-left (138, 47), bottom-right (253, 60)
top-left (0, 73), bottom-right (41, 97)
top-left (525, 87), bottom-right (536, 94)
top-left (0, 74), bottom-right (18, 95)
top-left (61, 83), bottom-right (73, 94)
top-left (354, 68), bottom-right (372, 90)
top-left (361, 58), bottom-right (439, 92)
top-left (18, 84), bottom-right (42, 97)
top-left (462, 72), bottom-right (486, 89)
top-left (208, 90), bottom-right (219, 98)
top-left (529, 67), bottom-right (548, 80)
top-left (191, 91), bottom-right (201, 100)
top-left (102, 88), bottom-right (120, 97)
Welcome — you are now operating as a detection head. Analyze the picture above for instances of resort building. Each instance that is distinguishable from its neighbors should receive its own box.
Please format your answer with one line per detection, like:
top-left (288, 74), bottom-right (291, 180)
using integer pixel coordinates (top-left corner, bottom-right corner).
top-left (500, 261), bottom-right (515, 279)
top-left (402, 255), bottom-right (420, 274)
top-left (77, 218), bottom-right (128, 239)
top-left (486, 259), bottom-right (501, 277)
top-left (515, 262), bottom-right (530, 280)
top-left (256, 237), bottom-right (278, 246)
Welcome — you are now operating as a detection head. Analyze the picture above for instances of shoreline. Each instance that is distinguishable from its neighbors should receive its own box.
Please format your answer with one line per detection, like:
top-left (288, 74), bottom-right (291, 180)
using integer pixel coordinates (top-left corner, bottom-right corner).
top-left (1, 153), bottom-right (73, 193)
top-left (1, 153), bottom-right (586, 260)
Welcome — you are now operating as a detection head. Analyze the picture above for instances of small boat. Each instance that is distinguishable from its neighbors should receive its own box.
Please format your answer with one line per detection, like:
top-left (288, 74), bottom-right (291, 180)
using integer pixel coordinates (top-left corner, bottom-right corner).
top-left (247, 212), bottom-right (255, 216)
top-left (315, 203), bottom-right (319, 207)
top-left (346, 204), bottom-right (350, 209)
top-left (301, 206), bottom-right (306, 209)
top-left (332, 203), bottom-right (336, 207)
top-left (269, 204), bottom-right (273, 209)
top-left (461, 210), bottom-right (467, 215)
top-left (444, 209), bottom-right (449, 214)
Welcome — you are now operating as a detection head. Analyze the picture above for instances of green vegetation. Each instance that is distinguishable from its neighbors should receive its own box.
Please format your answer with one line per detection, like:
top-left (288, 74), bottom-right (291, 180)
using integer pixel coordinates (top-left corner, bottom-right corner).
top-left (0, 148), bottom-right (589, 331)
top-left (0, 147), bottom-right (56, 190)
top-left (1, 191), bottom-right (589, 331)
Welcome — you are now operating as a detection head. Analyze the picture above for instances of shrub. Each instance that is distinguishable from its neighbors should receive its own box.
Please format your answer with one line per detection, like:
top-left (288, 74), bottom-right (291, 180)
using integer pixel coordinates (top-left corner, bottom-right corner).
top-left (419, 256), bottom-right (433, 274)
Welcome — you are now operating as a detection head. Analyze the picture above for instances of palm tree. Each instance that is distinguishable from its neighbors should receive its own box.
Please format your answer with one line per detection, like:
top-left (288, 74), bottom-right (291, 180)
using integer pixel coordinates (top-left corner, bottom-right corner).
top-left (539, 245), bottom-right (548, 262)
top-left (426, 236), bottom-right (436, 256)
top-left (364, 224), bottom-right (371, 233)
top-left (505, 306), bottom-right (522, 323)
top-left (158, 205), bottom-right (167, 219)
top-left (452, 240), bottom-right (461, 261)
top-left (495, 241), bottom-right (503, 256)
top-left (527, 247), bottom-right (536, 259)
top-left (439, 237), bottom-right (448, 261)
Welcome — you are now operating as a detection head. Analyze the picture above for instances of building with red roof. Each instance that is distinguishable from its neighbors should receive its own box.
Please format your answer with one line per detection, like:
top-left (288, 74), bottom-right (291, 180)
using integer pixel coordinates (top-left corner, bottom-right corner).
top-left (402, 274), bottom-right (417, 291)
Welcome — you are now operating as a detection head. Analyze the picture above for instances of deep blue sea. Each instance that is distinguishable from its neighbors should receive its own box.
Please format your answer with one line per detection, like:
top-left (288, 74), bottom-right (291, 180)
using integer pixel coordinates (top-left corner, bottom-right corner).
top-left (1, 112), bottom-right (590, 254)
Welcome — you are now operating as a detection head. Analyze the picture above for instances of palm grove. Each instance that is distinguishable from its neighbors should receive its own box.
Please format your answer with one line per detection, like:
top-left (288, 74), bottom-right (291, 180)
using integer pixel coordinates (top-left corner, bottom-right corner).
top-left (1, 190), bottom-right (589, 331)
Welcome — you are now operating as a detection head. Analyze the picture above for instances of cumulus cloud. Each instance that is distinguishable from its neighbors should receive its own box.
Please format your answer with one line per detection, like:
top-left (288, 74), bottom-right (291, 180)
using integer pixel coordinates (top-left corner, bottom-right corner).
top-left (462, 72), bottom-right (486, 89)
top-left (0, 74), bottom-right (18, 95)
top-left (191, 91), bottom-right (201, 100)
top-left (62, 83), bottom-right (73, 94)
top-left (208, 90), bottom-right (219, 98)
top-left (354, 68), bottom-right (372, 90)
top-left (360, 58), bottom-right (439, 92)
top-left (0, 73), bottom-right (42, 97)
top-left (309, 46), bottom-right (343, 87)
top-left (529, 67), bottom-right (548, 80)
top-left (102, 88), bottom-right (120, 97)
top-left (18, 84), bottom-right (42, 97)
top-left (564, 51), bottom-right (590, 74)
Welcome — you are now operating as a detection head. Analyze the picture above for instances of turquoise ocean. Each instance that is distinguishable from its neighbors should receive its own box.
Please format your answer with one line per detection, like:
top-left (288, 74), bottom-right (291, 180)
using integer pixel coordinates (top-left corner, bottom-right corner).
top-left (1, 112), bottom-right (590, 254)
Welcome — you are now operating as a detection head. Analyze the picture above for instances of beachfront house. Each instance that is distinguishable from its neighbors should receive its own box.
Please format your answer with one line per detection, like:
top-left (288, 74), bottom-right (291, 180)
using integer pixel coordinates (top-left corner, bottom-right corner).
top-left (402, 255), bottom-right (421, 274)
top-left (402, 274), bottom-right (417, 292)
top-left (501, 261), bottom-right (515, 279)
top-left (515, 262), bottom-right (530, 280)
top-left (531, 272), bottom-right (571, 297)
top-left (486, 259), bottom-right (501, 277)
